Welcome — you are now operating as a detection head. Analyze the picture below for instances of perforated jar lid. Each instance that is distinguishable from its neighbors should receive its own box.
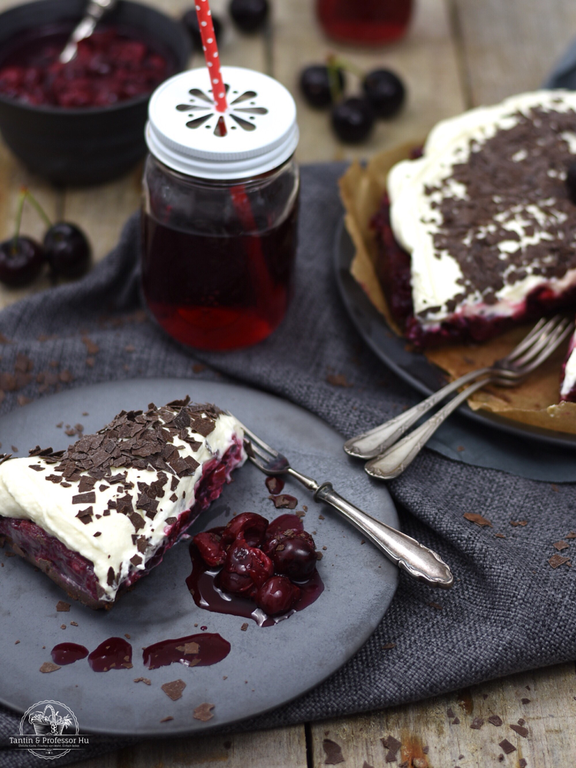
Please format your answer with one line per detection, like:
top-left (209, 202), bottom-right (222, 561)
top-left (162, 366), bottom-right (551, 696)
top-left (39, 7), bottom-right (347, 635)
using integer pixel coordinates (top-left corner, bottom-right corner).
top-left (145, 66), bottom-right (299, 180)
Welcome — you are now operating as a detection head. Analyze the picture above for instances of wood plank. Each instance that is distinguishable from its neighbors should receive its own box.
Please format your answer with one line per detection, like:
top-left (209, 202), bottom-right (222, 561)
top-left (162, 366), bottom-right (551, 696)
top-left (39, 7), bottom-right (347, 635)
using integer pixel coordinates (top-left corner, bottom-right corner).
top-left (454, 0), bottom-right (576, 106)
top-left (65, 725), bottom-right (307, 768)
top-left (310, 662), bottom-right (576, 767)
top-left (273, 0), bottom-right (466, 164)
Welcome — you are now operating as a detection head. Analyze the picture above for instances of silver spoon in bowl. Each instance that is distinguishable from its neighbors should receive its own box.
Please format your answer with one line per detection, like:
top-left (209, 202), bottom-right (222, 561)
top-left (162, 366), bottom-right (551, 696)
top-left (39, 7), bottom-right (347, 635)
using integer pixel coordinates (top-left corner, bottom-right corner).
top-left (59, 0), bottom-right (118, 64)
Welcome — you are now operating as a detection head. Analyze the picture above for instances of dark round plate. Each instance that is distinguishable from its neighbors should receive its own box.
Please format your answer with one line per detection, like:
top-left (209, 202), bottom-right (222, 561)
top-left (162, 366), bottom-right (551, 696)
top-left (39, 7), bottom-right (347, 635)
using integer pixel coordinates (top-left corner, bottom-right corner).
top-left (0, 378), bottom-right (398, 736)
top-left (335, 221), bottom-right (576, 450)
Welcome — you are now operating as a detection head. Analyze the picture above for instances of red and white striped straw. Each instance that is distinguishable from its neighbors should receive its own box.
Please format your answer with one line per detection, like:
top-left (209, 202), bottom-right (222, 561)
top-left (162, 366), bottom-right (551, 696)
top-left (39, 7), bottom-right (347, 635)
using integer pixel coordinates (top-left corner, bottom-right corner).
top-left (195, 0), bottom-right (228, 113)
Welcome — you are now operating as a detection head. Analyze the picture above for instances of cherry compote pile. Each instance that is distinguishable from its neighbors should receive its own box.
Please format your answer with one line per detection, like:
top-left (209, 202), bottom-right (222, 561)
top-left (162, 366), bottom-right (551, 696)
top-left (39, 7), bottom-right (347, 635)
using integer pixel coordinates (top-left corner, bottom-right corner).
top-left (192, 511), bottom-right (320, 618)
top-left (0, 26), bottom-right (169, 108)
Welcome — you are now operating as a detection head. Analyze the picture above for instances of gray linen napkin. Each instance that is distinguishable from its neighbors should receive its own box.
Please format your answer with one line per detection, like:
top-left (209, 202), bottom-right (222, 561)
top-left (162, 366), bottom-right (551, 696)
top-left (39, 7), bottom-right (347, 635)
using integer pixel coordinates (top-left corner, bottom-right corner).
top-left (2, 155), bottom-right (576, 763)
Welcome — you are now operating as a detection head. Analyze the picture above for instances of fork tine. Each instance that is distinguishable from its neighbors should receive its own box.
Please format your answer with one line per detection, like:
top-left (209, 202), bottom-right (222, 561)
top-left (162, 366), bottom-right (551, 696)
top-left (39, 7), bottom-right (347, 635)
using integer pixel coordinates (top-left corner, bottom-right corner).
top-left (224, 411), bottom-right (279, 458)
top-left (513, 320), bottom-right (573, 374)
top-left (511, 316), bottom-right (571, 368)
top-left (506, 315), bottom-right (562, 363)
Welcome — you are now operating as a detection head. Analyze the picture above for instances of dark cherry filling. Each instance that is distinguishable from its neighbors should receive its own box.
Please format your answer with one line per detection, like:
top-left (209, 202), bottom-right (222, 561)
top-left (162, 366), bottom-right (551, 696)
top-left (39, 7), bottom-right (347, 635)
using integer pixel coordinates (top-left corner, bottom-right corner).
top-left (142, 632), bottom-right (230, 670)
top-left (0, 437), bottom-right (245, 608)
top-left (372, 194), bottom-right (576, 349)
top-left (51, 642), bottom-right (89, 666)
top-left (88, 637), bottom-right (132, 672)
top-left (0, 24), bottom-right (172, 108)
top-left (189, 512), bottom-right (324, 624)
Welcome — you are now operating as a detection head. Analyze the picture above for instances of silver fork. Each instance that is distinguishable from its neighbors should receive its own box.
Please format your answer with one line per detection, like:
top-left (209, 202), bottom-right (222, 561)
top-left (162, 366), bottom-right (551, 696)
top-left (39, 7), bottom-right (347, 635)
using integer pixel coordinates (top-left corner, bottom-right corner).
top-left (231, 415), bottom-right (454, 589)
top-left (345, 315), bottom-right (573, 461)
top-left (364, 315), bottom-right (574, 481)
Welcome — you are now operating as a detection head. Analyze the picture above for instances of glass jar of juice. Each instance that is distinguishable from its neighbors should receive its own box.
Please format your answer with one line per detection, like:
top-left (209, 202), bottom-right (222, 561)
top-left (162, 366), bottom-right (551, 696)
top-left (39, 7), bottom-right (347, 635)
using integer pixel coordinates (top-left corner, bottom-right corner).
top-left (142, 66), bottom-right (300, 351)
top-left (316, 0), bottom-right (413, 45)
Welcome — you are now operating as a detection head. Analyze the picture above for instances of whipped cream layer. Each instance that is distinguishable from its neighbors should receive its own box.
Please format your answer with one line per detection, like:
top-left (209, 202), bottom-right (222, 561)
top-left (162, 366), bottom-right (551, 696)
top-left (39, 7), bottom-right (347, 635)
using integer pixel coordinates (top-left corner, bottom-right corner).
top-left (561, 330), bottom-right (576, 400)
top-left (387, 90), bottom-right (576, 329)
top-left (0, 399), bottom-right (245, 601)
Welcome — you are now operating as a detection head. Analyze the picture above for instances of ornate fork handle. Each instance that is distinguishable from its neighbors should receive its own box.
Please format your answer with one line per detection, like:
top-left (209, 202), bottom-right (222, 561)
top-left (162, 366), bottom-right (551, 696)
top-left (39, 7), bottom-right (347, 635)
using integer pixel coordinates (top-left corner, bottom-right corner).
top-left (315, 482), bottom-right (454, 588)
top-left (344, 367), bottom-right (491, 459)
top-left (282, 466), bottom-right (453, 588)
top-left (365, 377), bottom-right (491, 480)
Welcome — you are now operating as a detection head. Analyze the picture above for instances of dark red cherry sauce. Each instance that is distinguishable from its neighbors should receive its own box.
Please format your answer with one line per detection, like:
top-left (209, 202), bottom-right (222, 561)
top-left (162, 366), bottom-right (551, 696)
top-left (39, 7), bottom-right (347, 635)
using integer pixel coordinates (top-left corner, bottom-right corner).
top-left (87, 637), bottom-right (132, 672)
top-left (142, 633), bottom-right (231, 670)
top-left (51, 643), bottom-right (89, 666)
top-left (186, 514), bottom-right (324, 628)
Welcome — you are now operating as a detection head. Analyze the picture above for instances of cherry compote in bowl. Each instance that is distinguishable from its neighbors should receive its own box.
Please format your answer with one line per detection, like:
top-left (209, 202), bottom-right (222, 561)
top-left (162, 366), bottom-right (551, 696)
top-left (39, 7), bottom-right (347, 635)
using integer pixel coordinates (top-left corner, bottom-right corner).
top-left (0, 0), bottom-right (190, 185)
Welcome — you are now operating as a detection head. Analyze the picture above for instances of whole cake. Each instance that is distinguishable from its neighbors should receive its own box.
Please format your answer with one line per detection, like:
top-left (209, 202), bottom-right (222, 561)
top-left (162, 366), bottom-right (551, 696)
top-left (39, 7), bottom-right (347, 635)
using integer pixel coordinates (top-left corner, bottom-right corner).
top-left (0, 398), bottom-right (246, 608)
top-left (376, 90), bottom-right (576, 348)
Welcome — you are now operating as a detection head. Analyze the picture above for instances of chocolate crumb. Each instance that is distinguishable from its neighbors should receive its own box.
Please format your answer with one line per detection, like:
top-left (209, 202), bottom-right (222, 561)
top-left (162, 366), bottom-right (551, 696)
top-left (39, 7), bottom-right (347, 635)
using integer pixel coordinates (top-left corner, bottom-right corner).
top-left (521, 698), bottom-right (531, 704)
top-left (517, 718), bottom-right (525, 725)
top-left (548, 553), bottom-right (571, 568)
top-left (269, 494), bottom-right (297, 509)
top-left (161, 680), bottom-right (186, 701)
top-left (40, 662), bottom-right (60, 673)
top-left (566, 532), bottom-right (576, 539)
top-left (323, 739), bottom-right (345, 764)
top-left (519, 760), bottom-right (527, 768)
top-left (382, 642), bottom-right (396, 650)
top-left (134, 677), bottom-right (152, 685)
top-left (193, 702), bottom-right (215, 722)
top-left (452, 717), bottom-right (460, 725)
top-left (60, 625), bottom-right (66, 630)
top-left (553, 540), bottom-right (569, 551)
top-left (326, 373), bottom-right (352, 388)
top-left (447, 707), bottom-right (455, 718)
top-left (510, 723), bottom-right (529, 738)
top-left (463, 512), bottom-right (492, 527)
top-left (470, 717), bottom-right (484, 729)
top-left (125, 634), bottom-right (131, 639)
top-left (70, 621), bottom-right (78, 627)
top-left (15, 640), bottom-right (20, 644)
top-left (510, 520), bottom-right (528, 527)
top-left (160, 716), bottom-right (173, 723)
top-left (428, 601), bottom-right (442, 610)
top-left (56, 601), bottom-right (70, 612)
top-left (499, 739), bottom-right (516, 754)
top-left (495, 533), bottom-right (506, 538)
top-left (382, 734), bottom-right (401, 763)
top-left (488, 715), bottom-right (503, 726)
top-left (240, 623), bottom-right (248, 631)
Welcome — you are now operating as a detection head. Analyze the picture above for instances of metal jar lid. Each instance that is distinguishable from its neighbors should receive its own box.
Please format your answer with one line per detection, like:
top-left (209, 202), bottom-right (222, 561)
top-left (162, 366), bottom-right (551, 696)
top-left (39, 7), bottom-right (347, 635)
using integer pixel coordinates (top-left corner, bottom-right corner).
top-left (146, 66), bottom-right (299, 180)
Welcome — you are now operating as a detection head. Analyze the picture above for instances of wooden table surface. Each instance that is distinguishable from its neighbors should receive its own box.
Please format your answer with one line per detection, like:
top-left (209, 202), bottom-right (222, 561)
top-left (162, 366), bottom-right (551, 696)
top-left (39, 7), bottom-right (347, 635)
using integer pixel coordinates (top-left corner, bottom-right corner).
top-left (1, 0), bottom-right (576, 765)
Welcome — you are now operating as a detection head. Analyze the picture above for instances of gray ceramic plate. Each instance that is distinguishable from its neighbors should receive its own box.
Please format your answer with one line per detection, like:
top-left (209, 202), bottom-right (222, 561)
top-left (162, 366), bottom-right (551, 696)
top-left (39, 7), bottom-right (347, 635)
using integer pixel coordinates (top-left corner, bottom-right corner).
top-left (0, 379), bottom-right (398, 736)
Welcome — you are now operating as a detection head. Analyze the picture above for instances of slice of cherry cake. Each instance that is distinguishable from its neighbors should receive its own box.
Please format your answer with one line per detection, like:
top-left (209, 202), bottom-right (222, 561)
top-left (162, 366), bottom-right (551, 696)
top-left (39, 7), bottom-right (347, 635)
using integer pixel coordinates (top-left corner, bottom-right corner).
top-left (0, 398), bottom-right (245, 609)
top-left (375, 90), bottom-right (576, 348)
top-left (560, 324), bottom-right (576, 402)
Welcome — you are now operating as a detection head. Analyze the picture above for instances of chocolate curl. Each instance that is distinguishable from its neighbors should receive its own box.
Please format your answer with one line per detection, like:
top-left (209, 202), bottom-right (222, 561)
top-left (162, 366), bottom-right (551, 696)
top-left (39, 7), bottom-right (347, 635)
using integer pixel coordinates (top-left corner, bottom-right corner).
top-left (195, 0), bottom-right (228, 113)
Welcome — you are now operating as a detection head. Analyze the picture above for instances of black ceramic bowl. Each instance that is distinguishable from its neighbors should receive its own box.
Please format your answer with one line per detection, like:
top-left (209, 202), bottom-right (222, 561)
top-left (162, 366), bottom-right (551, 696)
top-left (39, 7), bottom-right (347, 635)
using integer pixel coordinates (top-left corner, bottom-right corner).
top-left (0, 0), bottom-right (191, 186)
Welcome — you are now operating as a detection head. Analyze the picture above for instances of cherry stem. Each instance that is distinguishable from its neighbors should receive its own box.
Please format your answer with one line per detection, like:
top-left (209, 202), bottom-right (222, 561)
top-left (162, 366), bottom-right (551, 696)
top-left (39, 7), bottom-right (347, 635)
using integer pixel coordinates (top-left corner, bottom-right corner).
top-left (12, 189), bottom-right (27, 252)
top-left (328, 54), bottom-right (365, 80)
top-left (23, 188), bottom-right (52, 228)
top-left (326, 54), bottom-right (343, 105)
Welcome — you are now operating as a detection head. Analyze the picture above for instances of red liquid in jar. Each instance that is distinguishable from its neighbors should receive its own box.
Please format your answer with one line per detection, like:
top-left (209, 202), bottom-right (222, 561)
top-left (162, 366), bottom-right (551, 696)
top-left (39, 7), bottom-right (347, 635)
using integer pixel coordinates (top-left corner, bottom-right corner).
top-left (141, 203), bottom-right (298, 351)
top-left (316, 0), bottom-right (412, 44)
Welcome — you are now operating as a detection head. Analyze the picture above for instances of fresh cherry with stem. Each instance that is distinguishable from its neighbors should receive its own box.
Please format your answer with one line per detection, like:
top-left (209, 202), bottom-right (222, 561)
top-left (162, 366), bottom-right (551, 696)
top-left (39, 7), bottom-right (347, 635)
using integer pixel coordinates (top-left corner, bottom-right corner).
top-left (0, 189), bottom-right (45, 287)
top-left (24, 190), bottom-right (91, 280)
